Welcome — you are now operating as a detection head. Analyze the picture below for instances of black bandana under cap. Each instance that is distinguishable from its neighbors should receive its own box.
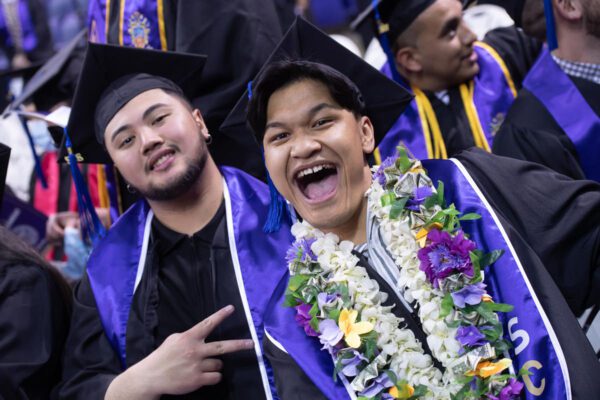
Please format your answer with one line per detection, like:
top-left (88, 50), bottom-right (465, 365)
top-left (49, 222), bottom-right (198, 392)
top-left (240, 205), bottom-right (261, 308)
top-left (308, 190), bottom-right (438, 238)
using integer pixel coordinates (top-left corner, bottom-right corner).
top-left (94, 73), bottom-right (184, 143)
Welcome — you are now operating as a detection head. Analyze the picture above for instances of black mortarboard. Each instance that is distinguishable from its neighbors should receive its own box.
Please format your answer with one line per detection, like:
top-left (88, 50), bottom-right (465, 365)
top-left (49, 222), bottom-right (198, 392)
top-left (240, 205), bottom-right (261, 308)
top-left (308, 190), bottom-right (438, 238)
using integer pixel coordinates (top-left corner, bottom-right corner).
top-left (0, 143), bottom-right (10, 209)
top-left (62, 43), bottom-right (207, 164)
top-left (9, 29), bottom-right (87, 113)
top-left (221, 16), bottom-right (413, 146)
top-left (350, 0), bottom-right (436, 42)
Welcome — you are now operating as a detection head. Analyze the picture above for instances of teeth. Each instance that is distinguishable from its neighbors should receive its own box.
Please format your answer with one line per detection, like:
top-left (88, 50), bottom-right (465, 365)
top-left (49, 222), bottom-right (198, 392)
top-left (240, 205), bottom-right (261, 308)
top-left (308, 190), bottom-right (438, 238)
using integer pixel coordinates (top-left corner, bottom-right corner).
top-left (152, 154), bottom-right (171, 169)
top-left (297, 164), bottom-right (334, 178)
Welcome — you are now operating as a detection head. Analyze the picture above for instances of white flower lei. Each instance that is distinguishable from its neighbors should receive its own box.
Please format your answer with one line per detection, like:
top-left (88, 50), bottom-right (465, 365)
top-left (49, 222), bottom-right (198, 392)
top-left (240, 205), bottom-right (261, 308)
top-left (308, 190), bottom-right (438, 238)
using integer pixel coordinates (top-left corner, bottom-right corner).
top-left (285, 151), bottom-right (519, 400)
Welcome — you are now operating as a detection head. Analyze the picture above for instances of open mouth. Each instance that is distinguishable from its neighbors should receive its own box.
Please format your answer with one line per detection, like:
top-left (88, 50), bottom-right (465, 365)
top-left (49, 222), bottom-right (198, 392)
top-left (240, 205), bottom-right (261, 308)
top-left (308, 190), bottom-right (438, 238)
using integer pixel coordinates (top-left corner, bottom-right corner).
top-left (149, 150), bottom-right (176, 171)
top-left (294, 163), bottom-right (338, 202)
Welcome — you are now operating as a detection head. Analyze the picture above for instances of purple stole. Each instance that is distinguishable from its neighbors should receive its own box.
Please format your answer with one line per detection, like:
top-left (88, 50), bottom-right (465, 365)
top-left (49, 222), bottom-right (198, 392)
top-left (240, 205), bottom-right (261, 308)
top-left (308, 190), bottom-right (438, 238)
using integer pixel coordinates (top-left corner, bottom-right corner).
top-left (87, 0), bottom-right (107, 43)
top-left (86, 167), bottom-right (293, 398)
top-left (265, 159), bottom-right (569, 399)
top-left (0, 0), bottom-right (38, 53)
top-left (524, 48), bottom-right (600, 182)
top-left (378, 44), bottom-right (515, 160)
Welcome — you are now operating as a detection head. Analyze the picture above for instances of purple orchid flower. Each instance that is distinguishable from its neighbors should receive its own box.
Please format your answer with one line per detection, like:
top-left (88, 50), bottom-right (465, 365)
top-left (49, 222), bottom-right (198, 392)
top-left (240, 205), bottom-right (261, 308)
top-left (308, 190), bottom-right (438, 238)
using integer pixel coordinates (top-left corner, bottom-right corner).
top-left (358, 373), bottom-right (394, 398)
top-left (339, 349), bottom-right (368, 377)
top-left (456, 325), bottom-right (487, 348)
top-left (486, 378), bottom-right (524, 400)
top-left (318, 319), bottom-right (343, 349)
top-left (417, 230), bottom-right (476, 287)
top-left (407, 185), bottom-right (433, 211)
top-left (451, 282), bottom-right (487, 308)
top-left (374, 156), bottom-right (396, 186)
top-left (286, 237), bottom-right (317, 264)
top-left (294, 303), bottom-right (318, 337)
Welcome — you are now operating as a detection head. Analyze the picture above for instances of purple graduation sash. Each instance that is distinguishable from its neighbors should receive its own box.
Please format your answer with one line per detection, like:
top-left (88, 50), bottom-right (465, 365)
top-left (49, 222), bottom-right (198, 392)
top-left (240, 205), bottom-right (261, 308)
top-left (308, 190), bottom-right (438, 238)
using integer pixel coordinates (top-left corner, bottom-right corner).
top-left (87, 0), bottom-right (107, 44)
top-left (524, 48), bottom-right (600, 182)
top-left (378, 44), bottom-right (515, 160)
top-left (265, 159), bottom-right (569, 399)
top-left (0, 0), bottom-right (38, 53)
top-left (119, 0), bottom-right (166, 49)
top-left (86, 167), bottom-right (293, 398)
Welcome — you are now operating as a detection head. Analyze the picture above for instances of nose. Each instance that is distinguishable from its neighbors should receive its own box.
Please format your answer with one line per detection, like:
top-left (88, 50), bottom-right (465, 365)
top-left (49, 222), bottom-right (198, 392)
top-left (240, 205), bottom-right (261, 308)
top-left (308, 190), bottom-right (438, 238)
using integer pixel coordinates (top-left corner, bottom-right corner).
top-left (140, 127), bottom-right (164, 155)
top-left (290, 131), bottom-right (321, 159)
top-left (459, 22), bottom-right (477, 47)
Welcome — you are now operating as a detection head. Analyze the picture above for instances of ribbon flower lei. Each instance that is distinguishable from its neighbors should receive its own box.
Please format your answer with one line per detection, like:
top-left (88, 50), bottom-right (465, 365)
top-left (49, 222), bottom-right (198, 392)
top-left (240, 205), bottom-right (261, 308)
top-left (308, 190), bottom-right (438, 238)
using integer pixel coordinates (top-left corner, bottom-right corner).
top-left (284, 147), bottom-right (524, 399)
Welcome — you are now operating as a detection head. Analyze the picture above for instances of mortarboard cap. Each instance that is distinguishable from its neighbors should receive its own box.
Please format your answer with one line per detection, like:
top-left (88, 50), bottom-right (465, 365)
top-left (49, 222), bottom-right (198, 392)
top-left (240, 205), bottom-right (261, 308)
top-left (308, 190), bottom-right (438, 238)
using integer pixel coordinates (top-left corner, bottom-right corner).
top-left (62, 43), bottom-right (207, 164)
top-left (350, 0), bottom-right (435, 43)
top-left (9, 29), bottom-right (87, 113)
top-left (221, 16), bottom-right (413, 146)
top-left (0, 143), bottom-right (10, 209)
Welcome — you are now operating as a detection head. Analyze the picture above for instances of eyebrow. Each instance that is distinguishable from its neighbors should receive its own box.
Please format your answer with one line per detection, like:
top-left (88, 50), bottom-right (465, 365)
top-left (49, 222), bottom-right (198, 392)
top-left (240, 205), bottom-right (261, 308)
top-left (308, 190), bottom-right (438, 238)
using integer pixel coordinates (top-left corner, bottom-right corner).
top-left (438, 16), bottom-right (460, 38)
top-left (264, 102), bottom-right (341, 131)
top-left (110, 103), bottom-right (169, 144)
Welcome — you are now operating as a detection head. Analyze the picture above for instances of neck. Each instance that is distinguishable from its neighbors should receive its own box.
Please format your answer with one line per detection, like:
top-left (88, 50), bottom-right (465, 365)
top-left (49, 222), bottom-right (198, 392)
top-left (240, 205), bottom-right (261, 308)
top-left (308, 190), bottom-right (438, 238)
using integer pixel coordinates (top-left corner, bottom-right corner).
top-left (328, 198), bottom-right (369, 245)
top-left (148, 158), bottom-right (223, 235)
top-left (556, 26), bottom-right (600, 64)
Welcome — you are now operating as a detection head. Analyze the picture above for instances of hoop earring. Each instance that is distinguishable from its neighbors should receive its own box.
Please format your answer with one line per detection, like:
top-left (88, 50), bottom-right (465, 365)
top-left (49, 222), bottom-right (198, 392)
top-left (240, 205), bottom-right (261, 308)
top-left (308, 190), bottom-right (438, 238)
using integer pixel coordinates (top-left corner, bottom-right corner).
top-left (205, 133), bottom-right (212, 145)
top-left (126, 183), bottom-right (137, 194)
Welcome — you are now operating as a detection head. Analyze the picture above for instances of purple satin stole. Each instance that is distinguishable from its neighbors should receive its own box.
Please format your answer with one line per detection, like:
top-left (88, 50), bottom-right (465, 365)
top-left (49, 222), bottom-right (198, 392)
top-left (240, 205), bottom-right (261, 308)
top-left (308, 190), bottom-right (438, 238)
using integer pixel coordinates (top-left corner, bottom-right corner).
top-left (119, 0), bottom-right (164, 49)
top-left (0, 0), bottom-right (38, 53)
top-left (266, 159), bottom-right (569, 399)
top-left (378, 45), bottom-right (515, 160)
top-left (86, 167), bottom-right (293, 397)
top-left (524, 48), bottom-right (600, 182)
top-left (87, 0), bottom-right (107, 44)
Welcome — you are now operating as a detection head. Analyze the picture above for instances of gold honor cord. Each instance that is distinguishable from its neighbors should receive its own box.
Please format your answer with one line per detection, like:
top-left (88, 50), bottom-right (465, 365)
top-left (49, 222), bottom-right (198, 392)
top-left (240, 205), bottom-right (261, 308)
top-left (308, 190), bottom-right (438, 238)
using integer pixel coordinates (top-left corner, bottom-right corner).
top-left (475, 42), bottom-right (517, 98)
top-left (459, 81), bottom-right (491, 152)
top-left (96, 165), bottom-right (112, 225)
top-left (118, 0), bottom-right (125, 45)
top-left (157, 0), bottom-right (167, 50)
top-left (414, 86), bottom-right (448, 159)
top-left (105, 0), bottom-right (112, 41)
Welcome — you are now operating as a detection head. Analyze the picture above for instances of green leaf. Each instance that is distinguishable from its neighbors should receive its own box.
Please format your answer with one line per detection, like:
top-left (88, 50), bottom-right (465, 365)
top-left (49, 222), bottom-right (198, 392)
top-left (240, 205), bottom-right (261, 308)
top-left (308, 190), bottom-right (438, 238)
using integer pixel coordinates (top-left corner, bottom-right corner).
top-left (408, 384), bottom-right (429, 399)
top-left (390, 197), bottom-right (409, 219)
top-left (309, 302), bottom-right (319, 317)
top-left (480, 249), bottom-right (505, 268)
top-left (482, 301), bottom-right (514, 313)
top-left (381, 192), bottom-right (396, 207)
top-left (469, 251), bottom-right (482, 284)
top-left (481, 325), bottom-right (502, 343)
top-left (287, 274), bottom-right (309, 292)
top-left (397, 146), bottom-right (413, 173)
top-left (384, 370), bottom-right (399, 385)
top-left (309, 316), bottom-right (319, 332)
top-left (437, 181), bottom-right (445, 207)
top-left (327, 308), bottom-right (340, 322)
top-left (440, 293), bottom-right (454, 318)
top-left (493, 338), bottom-right (513, 353)
top-left (283, 294), bottom-right (299, 308)
top-left (423, 194), bottom-right (438, 209)
top-left (474, 302), bottom-right (499, 324)
top-left (458, 212), bottom-right (481, 221)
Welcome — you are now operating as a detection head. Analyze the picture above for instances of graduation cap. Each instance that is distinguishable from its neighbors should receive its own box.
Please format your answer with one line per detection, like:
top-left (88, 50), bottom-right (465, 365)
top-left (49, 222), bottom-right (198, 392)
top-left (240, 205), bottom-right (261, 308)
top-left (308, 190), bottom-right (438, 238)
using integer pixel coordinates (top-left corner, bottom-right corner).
top-left (221, 16), bottom-right (413, 232)
top-left (8, 29), bottom-right (87, 113)
top-left (62, 43), bottom-right (207, 164)
top-left (0, 143), bottom-right (10, 211)
top-left (350, 0), bottom-right (435, 42)
top-left (221, 16), bottom-right (413, 146)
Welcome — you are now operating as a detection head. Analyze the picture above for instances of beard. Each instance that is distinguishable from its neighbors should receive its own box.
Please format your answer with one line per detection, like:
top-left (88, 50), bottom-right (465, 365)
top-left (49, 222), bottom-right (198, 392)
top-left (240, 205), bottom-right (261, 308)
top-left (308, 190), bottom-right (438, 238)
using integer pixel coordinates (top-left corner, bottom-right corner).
top-left (132, 147), bottom-right (209, 201)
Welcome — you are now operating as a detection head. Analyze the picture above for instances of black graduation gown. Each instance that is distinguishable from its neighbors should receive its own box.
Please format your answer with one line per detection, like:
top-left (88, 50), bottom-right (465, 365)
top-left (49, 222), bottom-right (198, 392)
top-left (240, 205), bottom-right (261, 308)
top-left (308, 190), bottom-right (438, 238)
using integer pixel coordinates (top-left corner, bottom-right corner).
top-left (103, 0), bottom-right (282, 178)
top-left (493, 76), bottom-right (600, 181)
top-left (264, 149), bottom-right (600, 399)
top-left (59, 204), bottom-right (266, 399)
top-left (0, 262), bottom-right (70, 400)
top-left (418, 26), bottom-right (541, 157)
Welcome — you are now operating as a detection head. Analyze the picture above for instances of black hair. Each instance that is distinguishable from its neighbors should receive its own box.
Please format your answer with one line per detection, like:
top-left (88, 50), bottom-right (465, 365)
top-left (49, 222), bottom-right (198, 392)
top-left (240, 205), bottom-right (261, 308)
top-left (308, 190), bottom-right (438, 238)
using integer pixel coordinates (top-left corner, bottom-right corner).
top-left (247, 60), bottom-right (366, 140)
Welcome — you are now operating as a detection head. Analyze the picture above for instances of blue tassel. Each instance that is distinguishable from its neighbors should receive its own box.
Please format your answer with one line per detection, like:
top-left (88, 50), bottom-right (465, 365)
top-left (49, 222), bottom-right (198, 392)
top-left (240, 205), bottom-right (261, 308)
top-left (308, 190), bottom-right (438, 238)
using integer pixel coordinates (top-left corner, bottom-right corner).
top-left (372, 0), bottom-right (409, 90)
top-left (543, 0), bottom-right (558, 50)
top-left (63, 128), bottom-right (107, 246)
top-left (263, 170), bottom-right (289, 233)
top-left (17, 114), bottom-right (48, 188)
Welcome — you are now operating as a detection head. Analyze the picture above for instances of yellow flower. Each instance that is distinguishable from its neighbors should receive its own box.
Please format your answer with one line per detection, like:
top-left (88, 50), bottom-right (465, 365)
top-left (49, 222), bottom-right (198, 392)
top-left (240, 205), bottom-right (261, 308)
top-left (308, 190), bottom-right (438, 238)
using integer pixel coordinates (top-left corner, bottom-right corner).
top-left (482, 294), bottom-right (493, 303)
top-left (467, 358), bottom-right (512, 378)
top-left (415, 223), bottom-right (443, 248)
top-left (389, 384), bottom-right (415, 399)
top-left (338, 309), bottom-right (373, 348)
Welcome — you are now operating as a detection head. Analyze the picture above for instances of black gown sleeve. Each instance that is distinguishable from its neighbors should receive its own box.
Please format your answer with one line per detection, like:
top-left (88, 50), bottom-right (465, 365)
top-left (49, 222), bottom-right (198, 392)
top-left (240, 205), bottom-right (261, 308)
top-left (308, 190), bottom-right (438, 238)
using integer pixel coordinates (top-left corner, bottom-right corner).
top-left (0, 264), bottom-right (69, 400)
top-left (482, 26), bottom-right (542, 88)
top-left (58, 274), bottom-right (120, 400)
top-left (492, 88), bottom-right (587, 180)
top-left (454, 148), bottom-right (600, 315)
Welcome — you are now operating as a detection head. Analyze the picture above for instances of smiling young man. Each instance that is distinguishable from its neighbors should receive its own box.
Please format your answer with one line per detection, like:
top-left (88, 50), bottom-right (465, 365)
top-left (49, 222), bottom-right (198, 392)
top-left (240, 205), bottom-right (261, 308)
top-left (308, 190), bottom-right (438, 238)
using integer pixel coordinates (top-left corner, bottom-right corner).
top-left (57, 44), bottom-right (293, 399)
top-left (230, 17), bottom-right (600, 399)
top-left (353, 0), bottom-right (541, 162)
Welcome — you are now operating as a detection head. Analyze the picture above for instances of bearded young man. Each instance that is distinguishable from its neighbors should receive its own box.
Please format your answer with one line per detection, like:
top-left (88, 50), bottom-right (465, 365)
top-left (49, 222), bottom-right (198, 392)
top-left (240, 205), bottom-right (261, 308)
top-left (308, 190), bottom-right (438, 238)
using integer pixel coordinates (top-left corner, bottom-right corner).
top-left (57, 44), bottom-right (292, 399)
top-left (353, 0), bottom-right (541, 162)
top-left (230, 17), bottom-right (600, 400)
top-left (493, 0), bottom-right (600, 182)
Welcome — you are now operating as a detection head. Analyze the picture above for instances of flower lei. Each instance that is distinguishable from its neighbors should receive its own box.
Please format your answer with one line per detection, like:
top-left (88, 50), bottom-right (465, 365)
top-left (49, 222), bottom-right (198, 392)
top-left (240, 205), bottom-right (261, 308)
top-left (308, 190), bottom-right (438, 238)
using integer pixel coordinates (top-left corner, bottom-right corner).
top-left (284, 148), bottom-right (524, 400)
